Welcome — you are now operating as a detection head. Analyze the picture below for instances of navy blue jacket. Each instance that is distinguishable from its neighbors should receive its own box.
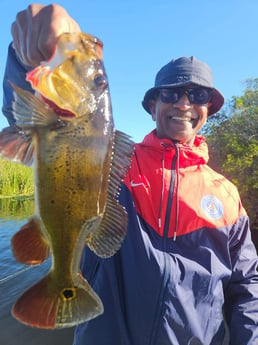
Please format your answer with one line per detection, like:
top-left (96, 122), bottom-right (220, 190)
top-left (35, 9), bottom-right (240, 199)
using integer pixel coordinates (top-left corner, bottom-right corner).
top-left (3, 44), bottom-right (258, 345)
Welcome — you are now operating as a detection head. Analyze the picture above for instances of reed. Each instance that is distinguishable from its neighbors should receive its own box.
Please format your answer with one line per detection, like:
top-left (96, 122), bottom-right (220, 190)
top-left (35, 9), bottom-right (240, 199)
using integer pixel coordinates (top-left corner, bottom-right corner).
top-left (0, 157), bottom-right (34, 198)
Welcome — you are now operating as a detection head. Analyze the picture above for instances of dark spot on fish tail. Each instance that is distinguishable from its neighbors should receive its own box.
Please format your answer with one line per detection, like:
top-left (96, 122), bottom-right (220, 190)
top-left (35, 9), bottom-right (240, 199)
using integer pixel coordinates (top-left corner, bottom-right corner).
top-left (51, 199), bottom-right (55, 204)
top-left (61, 287), bottom-right (76, 301)
top-left (63, 289), bottom-right (73, 299)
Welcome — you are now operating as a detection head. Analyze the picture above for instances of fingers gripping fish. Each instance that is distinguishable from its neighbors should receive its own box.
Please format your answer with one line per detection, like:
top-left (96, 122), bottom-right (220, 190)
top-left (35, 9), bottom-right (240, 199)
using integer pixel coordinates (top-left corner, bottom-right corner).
top-left (0, 32), bottom-right (134, 329)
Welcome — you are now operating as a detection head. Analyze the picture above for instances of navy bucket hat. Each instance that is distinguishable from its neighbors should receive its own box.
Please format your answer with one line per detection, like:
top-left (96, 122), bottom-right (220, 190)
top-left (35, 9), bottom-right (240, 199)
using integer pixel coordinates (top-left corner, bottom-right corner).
top-left (142, 56), bottom-right (224, 116)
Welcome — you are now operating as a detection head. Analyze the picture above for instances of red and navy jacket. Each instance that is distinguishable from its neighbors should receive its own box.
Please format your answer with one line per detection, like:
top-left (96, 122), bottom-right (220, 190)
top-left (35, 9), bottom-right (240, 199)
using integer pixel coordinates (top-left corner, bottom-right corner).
top-left (72, 131), bottom-right (258, 345)
top-left (3, 44), bottom-right (258, 345)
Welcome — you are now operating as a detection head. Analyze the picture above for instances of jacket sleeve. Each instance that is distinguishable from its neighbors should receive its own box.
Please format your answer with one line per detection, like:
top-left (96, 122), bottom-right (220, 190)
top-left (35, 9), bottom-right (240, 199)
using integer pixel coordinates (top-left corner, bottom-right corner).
top-left (224, 215), bottom-right (258, 344)
top-left (2, 43), bottom-right (33, 125)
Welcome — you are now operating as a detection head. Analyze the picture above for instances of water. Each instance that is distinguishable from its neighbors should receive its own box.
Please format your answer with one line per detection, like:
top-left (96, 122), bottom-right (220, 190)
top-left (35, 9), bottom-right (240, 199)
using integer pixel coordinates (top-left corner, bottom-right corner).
top-left (0, 199), bottom-right (74, 345)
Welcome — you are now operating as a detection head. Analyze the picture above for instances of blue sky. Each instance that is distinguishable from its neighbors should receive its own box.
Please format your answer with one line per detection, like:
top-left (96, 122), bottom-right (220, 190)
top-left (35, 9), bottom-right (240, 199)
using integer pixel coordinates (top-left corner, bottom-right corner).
top-left (1, 0), bottom-right (258, 142)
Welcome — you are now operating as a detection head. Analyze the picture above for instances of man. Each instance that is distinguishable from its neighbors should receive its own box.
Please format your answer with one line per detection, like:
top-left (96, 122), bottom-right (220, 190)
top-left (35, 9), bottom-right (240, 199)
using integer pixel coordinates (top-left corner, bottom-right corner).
top-left (3, 4), bottom-right (258, 345)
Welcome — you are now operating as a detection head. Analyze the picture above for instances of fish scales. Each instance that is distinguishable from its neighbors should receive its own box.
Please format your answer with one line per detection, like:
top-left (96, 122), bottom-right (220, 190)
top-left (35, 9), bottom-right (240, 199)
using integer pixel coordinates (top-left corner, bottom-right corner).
top-left (0, 32), bottom-right (134, 329)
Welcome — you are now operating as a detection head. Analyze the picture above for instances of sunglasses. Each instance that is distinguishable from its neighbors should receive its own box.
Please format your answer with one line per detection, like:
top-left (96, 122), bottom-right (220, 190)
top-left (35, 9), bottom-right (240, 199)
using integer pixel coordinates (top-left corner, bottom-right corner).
top-left (159, 87), bottom-right (212, 105)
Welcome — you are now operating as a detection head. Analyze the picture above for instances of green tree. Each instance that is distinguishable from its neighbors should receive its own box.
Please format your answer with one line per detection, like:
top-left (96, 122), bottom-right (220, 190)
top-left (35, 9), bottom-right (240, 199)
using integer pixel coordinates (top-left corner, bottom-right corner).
top-left (202, 79), bottom-right (258, 246)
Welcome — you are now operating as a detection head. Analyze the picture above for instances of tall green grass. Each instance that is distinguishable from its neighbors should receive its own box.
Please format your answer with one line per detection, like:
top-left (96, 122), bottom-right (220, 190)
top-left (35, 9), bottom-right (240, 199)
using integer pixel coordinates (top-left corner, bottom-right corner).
top-left (0, 157), bottom-right (34, 198)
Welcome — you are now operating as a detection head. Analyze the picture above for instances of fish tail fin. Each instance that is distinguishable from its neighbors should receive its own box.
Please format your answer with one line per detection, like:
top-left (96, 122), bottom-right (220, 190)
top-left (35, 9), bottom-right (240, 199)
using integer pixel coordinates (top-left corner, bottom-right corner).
top-left (12, 272), bottom-right (103, 329)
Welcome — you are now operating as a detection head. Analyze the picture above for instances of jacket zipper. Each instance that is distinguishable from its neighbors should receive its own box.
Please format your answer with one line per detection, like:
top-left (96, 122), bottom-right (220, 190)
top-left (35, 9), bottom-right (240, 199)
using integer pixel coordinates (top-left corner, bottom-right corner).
top-left (150, 145), bottom-right (179, 345)
top-left (163, 144), bottom-right (179, 240)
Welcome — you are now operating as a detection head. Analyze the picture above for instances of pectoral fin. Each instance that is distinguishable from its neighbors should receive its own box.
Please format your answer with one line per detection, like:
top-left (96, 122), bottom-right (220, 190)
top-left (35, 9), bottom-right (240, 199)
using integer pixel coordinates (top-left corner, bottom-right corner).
top-left (11, 84), bottom-right (59, 128)
top-left (11, 217), bottom-right (50, 264)
top-left (0, 84), bottom-right (61, 166)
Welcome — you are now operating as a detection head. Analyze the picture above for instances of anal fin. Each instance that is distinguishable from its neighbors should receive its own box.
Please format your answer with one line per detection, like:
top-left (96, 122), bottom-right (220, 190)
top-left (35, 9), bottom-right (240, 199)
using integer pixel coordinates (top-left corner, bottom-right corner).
top-left (11, 217), bottom-right (50, 264)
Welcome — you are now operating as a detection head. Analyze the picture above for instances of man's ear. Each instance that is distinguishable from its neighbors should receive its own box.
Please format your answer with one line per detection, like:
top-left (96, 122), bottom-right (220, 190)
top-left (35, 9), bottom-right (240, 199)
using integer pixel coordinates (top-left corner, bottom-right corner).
top-left (149, 99), bottom-right (157, 121)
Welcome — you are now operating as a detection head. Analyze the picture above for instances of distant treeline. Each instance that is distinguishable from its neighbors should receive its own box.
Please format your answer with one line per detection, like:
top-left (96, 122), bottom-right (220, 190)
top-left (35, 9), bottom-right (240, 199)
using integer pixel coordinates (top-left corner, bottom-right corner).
top-left (202, 78), bottom-right (258, 244)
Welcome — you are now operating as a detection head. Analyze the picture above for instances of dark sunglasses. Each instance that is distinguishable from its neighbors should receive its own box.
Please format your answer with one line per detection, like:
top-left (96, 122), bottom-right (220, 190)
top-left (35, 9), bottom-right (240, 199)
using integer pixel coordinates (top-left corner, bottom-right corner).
top-left (159, 87), bottom-right (212, 105)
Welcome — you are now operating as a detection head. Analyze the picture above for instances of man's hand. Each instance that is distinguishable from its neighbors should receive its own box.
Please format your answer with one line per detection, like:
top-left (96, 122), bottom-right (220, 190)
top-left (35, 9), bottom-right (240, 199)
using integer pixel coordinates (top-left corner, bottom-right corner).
top-left (11, 4), bottom-right (81, 67)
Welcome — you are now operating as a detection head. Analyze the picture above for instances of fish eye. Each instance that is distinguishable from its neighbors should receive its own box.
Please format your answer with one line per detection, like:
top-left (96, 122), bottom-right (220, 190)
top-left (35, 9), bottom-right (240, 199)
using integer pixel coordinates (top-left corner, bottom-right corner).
top-left (94, 74), bottom-right (107, 87)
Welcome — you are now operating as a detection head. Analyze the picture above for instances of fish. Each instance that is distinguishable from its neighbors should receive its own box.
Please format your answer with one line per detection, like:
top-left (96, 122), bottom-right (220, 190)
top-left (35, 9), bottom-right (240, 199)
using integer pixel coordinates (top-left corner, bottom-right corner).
top-left (0, 32), bottom-right (134, 329)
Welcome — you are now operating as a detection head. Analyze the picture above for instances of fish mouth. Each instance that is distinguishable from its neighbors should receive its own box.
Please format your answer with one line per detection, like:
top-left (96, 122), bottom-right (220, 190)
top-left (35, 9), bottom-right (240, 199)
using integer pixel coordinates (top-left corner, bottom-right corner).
top-left (42, 96), bottom-right (76, 117)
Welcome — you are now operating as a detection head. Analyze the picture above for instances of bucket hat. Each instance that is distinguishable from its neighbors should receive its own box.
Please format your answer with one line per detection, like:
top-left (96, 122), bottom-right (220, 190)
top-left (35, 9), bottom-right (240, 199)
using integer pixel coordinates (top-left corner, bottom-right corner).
top-left (142, 56), bottom-right (224, 116)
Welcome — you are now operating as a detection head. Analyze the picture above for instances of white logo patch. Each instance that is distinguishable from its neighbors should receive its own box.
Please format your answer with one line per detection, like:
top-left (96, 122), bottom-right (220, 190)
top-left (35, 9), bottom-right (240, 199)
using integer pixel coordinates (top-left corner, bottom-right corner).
top-left (201, 195), bottom-right (224, 220)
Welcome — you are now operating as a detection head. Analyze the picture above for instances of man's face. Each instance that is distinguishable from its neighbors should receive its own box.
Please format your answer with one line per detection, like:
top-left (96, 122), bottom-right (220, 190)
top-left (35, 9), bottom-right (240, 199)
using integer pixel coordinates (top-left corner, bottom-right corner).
top-left (149, 87), bottom-right (211, 146)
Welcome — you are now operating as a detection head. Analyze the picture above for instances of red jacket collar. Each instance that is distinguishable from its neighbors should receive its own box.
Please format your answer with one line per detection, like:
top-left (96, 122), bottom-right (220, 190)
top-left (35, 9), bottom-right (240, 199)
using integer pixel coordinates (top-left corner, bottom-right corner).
top-left (139, 130), bottom-right (209, 166)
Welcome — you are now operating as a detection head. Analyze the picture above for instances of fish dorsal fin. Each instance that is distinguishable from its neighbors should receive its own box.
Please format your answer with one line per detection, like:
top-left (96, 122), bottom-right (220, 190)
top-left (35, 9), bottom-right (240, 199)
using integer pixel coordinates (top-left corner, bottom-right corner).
top-left (85, 130), bottom-right (134, 258)
top-left (85, 198), bottom-right (128, 258)
top-left (0, 126), bottom-right (35, 166)
top-left (108, 130), bottom-right (134, 198)
top-left (11, 84), bottom-right (59, 127)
